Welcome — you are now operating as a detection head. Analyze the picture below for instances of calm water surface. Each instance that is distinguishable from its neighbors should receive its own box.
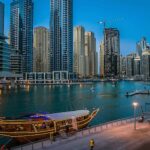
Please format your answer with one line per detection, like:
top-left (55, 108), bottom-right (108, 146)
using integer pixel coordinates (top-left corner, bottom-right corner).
top-left (0, 81), bottom-right (150, 126)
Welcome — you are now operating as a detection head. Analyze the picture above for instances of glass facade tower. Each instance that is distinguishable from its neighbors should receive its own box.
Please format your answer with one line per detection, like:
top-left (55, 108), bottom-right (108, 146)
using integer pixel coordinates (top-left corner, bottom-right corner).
top-left (0, 2), bottom-right (10, 72)
top-left (0, 1), bottom-right (4, 36)
top-left (104, 28), bottom-right (120, 78)
top-left (10, 0), bottom-right (33, 73)
top-left (50, 0), bottom-right (73, 73)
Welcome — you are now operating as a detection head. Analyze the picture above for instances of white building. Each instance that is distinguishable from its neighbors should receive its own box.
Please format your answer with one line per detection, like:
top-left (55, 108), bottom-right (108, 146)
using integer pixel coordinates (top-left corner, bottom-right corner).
top-left (85, 32), bottom-right (97, 77)
top-left (73, 26), bottom-right (85, 77)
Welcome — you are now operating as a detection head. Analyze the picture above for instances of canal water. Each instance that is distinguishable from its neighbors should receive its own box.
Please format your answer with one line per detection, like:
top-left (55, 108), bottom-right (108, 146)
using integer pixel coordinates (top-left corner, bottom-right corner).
top-left (0, 81), bottom-right (150, 126)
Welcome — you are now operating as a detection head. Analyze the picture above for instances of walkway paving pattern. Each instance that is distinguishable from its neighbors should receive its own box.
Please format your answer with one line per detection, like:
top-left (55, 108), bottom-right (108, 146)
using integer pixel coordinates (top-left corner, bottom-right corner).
top-left (38, 122), bottom-right (150, 150)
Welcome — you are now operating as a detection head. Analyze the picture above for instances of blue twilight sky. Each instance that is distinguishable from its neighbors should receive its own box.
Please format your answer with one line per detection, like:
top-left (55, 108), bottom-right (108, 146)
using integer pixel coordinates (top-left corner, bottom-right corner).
top-left (3, 0), bottom-right (150, 56)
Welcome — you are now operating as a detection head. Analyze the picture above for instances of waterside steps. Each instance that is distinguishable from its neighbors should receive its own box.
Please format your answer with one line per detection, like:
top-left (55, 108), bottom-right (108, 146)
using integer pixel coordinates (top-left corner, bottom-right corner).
top-left (125, 90), bottom-right (150, 96)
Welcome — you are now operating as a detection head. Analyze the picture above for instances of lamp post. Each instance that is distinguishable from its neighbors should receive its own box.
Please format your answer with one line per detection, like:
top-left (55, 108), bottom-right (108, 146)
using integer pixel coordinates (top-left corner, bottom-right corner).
top-left (133, 102), bottom-right (138, 130)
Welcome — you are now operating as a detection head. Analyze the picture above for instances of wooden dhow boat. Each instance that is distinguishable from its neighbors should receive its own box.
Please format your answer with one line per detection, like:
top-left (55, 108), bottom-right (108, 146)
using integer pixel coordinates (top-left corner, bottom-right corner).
top-left (0, 109), bottom-right (99, 143)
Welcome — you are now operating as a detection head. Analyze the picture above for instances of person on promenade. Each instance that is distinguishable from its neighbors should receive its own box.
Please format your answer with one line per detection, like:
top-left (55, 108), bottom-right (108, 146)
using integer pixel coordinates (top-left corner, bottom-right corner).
top-left (89, 139), bottom-right (95, 150)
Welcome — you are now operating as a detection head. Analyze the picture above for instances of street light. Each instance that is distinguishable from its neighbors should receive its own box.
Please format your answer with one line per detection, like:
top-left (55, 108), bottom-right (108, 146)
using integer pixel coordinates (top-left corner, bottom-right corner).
top-left (133, 102), bottom-right (139, 130)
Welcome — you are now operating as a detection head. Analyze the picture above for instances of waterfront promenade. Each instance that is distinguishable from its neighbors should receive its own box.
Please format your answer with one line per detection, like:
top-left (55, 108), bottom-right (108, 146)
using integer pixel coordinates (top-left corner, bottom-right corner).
top-left (12, 118), bottom-right (150, 150)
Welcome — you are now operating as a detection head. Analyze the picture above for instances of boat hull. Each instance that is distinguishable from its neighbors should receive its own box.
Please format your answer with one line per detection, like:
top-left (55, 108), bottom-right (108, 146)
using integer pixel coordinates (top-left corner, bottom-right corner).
top-left (0, 109), bottom-right (99, 144)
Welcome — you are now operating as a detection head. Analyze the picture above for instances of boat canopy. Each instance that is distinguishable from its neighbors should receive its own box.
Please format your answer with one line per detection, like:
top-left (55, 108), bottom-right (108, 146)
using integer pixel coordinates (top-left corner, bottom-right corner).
top-left (30, 110), bottom-right (90, 121)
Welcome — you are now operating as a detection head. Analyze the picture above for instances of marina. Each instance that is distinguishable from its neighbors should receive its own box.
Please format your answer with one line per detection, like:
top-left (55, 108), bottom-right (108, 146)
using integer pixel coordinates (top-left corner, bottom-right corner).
top-left (0, 81), bottom-right (150, 125)
top-left (0, 81), bottom-right (150, 147)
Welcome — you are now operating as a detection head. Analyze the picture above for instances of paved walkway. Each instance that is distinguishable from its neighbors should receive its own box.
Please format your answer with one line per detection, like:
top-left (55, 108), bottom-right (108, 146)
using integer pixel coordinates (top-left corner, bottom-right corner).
top-left (38, 122), bottom-right (150, 150)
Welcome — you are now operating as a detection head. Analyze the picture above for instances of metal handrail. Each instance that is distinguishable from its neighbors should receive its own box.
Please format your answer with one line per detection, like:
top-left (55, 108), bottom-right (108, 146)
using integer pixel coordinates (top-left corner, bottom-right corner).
top-left (11, 117), bottom-right (135, 150)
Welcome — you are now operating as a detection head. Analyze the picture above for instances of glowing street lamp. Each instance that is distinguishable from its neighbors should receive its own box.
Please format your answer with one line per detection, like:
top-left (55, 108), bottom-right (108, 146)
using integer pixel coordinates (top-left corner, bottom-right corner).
top-left (133, 102), bottom-right (139, 130)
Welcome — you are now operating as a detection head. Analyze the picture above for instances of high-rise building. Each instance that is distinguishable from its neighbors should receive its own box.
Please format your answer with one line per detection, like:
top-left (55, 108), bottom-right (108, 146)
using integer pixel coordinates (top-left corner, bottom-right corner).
top-left (0, 1), bottom-right (4, 36)
top-left (85, 32), bottom-right (97, 77)
top-left (73, 26), bottom-right (85, 77)
top-left (10, 0), bottom-right (19, 51)
top-left (0, 37), bottom-right (11, 72)
top-left (0, 2), bottom-right (10, 73)
top-left (20, 0), bottom-right (33, 73)
top-left (50, 0), bottom-right (73, 73)
top-left (141, 50), bottom-right (150, 79)
top-left (95, 51), bottom-right (98, 76)
top-left (10, 0), bottom-right (22, 74)
top-left (10, 50), bottom-right (22, 74)
top-left (104, 28), bottom-right (120, 78)
top-left (100, 41), bottom-right (104, 78)
top-left (136, 37), bottom-right (147, 58)
top-left (120, 56), bottom-right (126, 77)
top-left (33, 27), bottom-right (49, 72)
top-left (84, 34), bottom-right (90, 77)
top-left (134, 56), bottom-right (141, 76)
top-left (10, 0), bottom-right (33, 73)
top-left (126, 53), bottom-right (136, 77)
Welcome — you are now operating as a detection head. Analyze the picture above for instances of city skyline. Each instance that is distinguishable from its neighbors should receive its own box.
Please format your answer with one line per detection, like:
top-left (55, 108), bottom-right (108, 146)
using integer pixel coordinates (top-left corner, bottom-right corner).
top-left (3, 0), bottom-right (150, 56)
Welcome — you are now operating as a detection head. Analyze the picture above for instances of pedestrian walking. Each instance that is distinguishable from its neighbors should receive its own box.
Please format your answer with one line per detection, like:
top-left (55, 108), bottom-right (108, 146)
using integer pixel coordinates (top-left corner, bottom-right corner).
top-left (89, 139), bottom-right (95, 150)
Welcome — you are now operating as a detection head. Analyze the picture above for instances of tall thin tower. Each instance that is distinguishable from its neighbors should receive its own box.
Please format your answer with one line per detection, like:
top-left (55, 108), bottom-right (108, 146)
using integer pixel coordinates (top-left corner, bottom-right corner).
top-left (104, 28), bottom-right (120, 78)
top-left (10, 0), bottom-right (33, 73)
top-left (50, 0), bottom-right (73, 73)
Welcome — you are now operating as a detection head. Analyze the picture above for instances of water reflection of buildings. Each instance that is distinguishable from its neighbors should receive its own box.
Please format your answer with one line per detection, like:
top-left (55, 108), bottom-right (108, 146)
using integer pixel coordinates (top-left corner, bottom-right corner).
top-left (25, 85), bottom-right (30, 92)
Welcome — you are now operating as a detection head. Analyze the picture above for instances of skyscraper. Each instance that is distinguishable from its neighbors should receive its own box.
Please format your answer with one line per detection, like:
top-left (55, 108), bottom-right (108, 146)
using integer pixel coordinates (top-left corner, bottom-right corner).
top-left (104, 28), bottom-right (120, 78)
top-left (100, 41), bottom-right (104, 78)
top-left (126, 53), bottom-right (136, 77)
top-left (0, 1), bottom-right (4, 36)
top-left (85, 32), bottom-right (97, 77)
top-left (136, 37), bottom-right (147, 58)
top-left (50, 0), bottom-right (73, 73)
top-left (134, 56), bottom-right (141, 76)
top-left (20, 0), bottom-right (33, 73)
top-left (141, 50), bottom-right (150, 79)
top-left (10, 0), bottom-right (19, 51)
top-left (10, 0), bottom-right (33, 73)
top-left (95, 51), bottom-right (98, 76)
top-left (10, 0), bottom-right (22, 74)
top-left (0, 38), bottom-right (11, 72)
top-left (33, 27), bottom-right (49, 72)
top-left (0, 2), bottom-right (10, 72)
top-left (120, 56), bottom-right (126, 77)
top-left (73, 26), bottom-right (85, 77)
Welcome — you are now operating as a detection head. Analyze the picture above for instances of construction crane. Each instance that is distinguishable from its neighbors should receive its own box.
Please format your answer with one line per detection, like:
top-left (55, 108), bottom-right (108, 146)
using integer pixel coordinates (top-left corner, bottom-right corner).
top-left (98, 18), bottom-right (124, 29)
top-left (98, 21), bottom-right (106, 29)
